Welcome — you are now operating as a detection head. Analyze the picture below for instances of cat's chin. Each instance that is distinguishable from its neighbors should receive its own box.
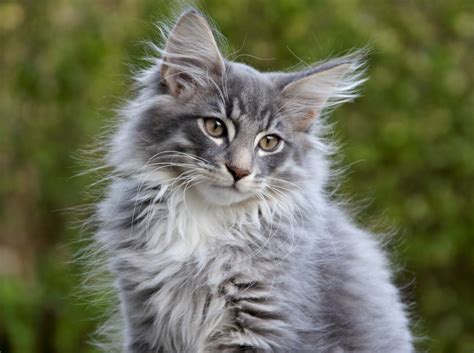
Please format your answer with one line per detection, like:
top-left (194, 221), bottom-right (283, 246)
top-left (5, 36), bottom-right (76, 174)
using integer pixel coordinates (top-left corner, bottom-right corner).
top-left (195, 183), bottom-right (256, 207)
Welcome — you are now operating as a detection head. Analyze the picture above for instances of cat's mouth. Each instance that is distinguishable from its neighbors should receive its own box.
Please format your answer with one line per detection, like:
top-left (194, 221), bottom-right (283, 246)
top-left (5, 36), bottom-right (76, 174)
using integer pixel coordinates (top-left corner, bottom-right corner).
top-left (213, 183), bottom-right (240, 191)
top-left (195, 180), bottom-right (256, 206)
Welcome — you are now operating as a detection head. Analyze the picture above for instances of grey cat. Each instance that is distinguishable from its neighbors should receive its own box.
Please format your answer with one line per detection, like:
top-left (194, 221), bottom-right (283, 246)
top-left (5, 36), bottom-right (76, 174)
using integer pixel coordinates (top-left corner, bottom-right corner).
top-left (93, 8), bottom-right (413, 353)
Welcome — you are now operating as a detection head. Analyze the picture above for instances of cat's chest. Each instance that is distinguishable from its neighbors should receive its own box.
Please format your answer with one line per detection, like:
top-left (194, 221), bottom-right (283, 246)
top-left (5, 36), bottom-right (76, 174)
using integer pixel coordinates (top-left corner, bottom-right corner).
top-left (144, 196), bottom-right (261, 261)
top-left (140, 204), bottom-right (279, 301)
top-left (139, 197), bottom-right (269, 283)
top-left (119, 194), bottom-right (293, 350)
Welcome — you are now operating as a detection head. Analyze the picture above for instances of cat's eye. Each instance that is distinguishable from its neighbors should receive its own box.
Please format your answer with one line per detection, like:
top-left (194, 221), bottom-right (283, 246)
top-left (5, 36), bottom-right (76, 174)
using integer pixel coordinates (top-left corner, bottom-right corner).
top-left (204, 118), bottom-right (226, 138)
top-left (258, 135), bottom-right (280, 151)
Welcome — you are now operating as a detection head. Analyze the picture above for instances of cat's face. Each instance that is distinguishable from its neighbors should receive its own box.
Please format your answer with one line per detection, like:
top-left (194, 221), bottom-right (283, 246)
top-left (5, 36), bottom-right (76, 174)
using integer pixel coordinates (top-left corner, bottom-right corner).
top-left (137, 63), bottom-right (306, 206)
top-left (114, 9), bottom-right (363, 206)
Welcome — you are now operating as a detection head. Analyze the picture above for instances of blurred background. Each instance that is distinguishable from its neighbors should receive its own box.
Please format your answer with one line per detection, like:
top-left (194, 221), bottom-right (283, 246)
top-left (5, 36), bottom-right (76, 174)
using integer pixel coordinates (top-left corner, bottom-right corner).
top-left (0, 0), bottom-right (473, 352)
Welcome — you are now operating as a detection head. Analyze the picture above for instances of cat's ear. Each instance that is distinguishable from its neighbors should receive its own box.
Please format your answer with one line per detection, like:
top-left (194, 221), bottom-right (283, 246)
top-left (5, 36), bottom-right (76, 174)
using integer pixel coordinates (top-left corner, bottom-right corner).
top-left (278, 56), bottom-right (366, 132)
top-left (160, 9), bottom-right (225, 97)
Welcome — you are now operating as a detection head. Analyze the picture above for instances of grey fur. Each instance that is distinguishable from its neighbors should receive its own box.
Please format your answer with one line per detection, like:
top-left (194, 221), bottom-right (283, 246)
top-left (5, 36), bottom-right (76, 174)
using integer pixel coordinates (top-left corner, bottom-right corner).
top-left (92, 8), bottom-right (413, 353)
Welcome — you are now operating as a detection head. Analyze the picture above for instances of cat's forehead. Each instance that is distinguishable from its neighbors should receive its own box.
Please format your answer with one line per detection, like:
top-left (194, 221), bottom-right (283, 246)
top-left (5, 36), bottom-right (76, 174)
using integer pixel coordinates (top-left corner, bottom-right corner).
top-left (219, 62), bottom-right (277, 126)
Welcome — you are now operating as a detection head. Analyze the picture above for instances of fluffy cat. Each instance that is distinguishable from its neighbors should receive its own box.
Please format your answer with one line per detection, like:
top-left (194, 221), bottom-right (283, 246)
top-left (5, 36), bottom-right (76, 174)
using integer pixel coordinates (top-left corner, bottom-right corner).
top-left (92, 8), bottom-right (413, 353)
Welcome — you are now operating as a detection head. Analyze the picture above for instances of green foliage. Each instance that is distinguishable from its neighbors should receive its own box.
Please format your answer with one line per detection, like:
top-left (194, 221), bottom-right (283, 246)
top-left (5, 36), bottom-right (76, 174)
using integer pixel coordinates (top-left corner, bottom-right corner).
top-left (1, 1), bottom-right (472, 352)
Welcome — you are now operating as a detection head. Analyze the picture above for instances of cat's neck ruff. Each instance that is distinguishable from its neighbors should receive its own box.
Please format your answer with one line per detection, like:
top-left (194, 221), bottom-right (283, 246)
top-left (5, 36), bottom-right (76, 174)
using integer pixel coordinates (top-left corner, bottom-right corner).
top-left (138, 175), bottom-right (308, 262)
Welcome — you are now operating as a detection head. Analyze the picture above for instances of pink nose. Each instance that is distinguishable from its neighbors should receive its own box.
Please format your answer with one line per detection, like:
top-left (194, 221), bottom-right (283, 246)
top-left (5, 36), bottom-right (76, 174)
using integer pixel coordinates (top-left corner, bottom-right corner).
top-left (226, 164), bottom-right (250, 182)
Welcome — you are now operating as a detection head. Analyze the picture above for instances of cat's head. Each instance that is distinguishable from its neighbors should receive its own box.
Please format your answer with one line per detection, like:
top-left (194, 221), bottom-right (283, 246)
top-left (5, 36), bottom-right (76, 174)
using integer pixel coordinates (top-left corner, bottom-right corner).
top-left (110, 9), bottom-right (365, 206)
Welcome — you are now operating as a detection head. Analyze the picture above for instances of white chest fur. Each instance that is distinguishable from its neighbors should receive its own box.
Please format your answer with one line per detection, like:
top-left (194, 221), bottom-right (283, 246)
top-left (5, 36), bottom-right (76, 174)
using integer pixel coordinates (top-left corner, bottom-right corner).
top-left (140, 187), bottom-right (264, 262)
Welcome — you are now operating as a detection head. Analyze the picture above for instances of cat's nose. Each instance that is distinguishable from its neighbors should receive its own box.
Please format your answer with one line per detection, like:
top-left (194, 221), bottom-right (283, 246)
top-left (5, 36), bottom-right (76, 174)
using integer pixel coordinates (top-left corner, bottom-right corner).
top-left (226, 164), bottom-right (250, 182)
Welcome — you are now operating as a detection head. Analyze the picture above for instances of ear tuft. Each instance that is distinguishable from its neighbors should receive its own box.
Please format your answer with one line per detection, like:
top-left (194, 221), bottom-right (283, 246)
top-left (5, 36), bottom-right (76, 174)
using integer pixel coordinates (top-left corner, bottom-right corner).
top-left (279, 52), bottom-right (367, 131)
top-left (160, 9), bottom-right (225, 96)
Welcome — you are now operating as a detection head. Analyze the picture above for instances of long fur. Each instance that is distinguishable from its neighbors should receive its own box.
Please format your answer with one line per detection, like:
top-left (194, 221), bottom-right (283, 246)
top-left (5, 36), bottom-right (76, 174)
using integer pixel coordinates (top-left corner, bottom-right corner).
top-left (86, 8), bottom-right (414, 353)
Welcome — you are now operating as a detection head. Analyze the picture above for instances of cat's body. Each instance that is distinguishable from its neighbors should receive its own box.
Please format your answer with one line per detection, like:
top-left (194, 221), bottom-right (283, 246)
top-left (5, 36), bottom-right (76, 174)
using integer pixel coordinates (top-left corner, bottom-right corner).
top-left (93, 9), bottom-right (413, 353)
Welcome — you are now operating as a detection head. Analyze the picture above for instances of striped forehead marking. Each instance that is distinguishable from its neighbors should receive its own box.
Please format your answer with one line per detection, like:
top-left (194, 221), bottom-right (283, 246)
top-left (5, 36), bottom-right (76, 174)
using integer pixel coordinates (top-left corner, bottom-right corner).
top-left (230, 97), bottom-right (241, 119)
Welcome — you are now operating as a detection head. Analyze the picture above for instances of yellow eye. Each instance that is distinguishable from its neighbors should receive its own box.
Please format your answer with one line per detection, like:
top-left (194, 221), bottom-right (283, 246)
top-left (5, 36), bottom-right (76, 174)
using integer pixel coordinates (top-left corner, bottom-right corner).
top-left (258, 135), bottom-right (280, 151)
top-left (204, 118), bottom-right (226, 137)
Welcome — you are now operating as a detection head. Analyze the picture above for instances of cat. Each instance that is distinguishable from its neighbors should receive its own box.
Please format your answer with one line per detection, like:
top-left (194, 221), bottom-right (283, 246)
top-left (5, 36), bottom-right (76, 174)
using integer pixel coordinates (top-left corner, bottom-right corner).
top-left (92, 8), bottom-right (414, 353)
